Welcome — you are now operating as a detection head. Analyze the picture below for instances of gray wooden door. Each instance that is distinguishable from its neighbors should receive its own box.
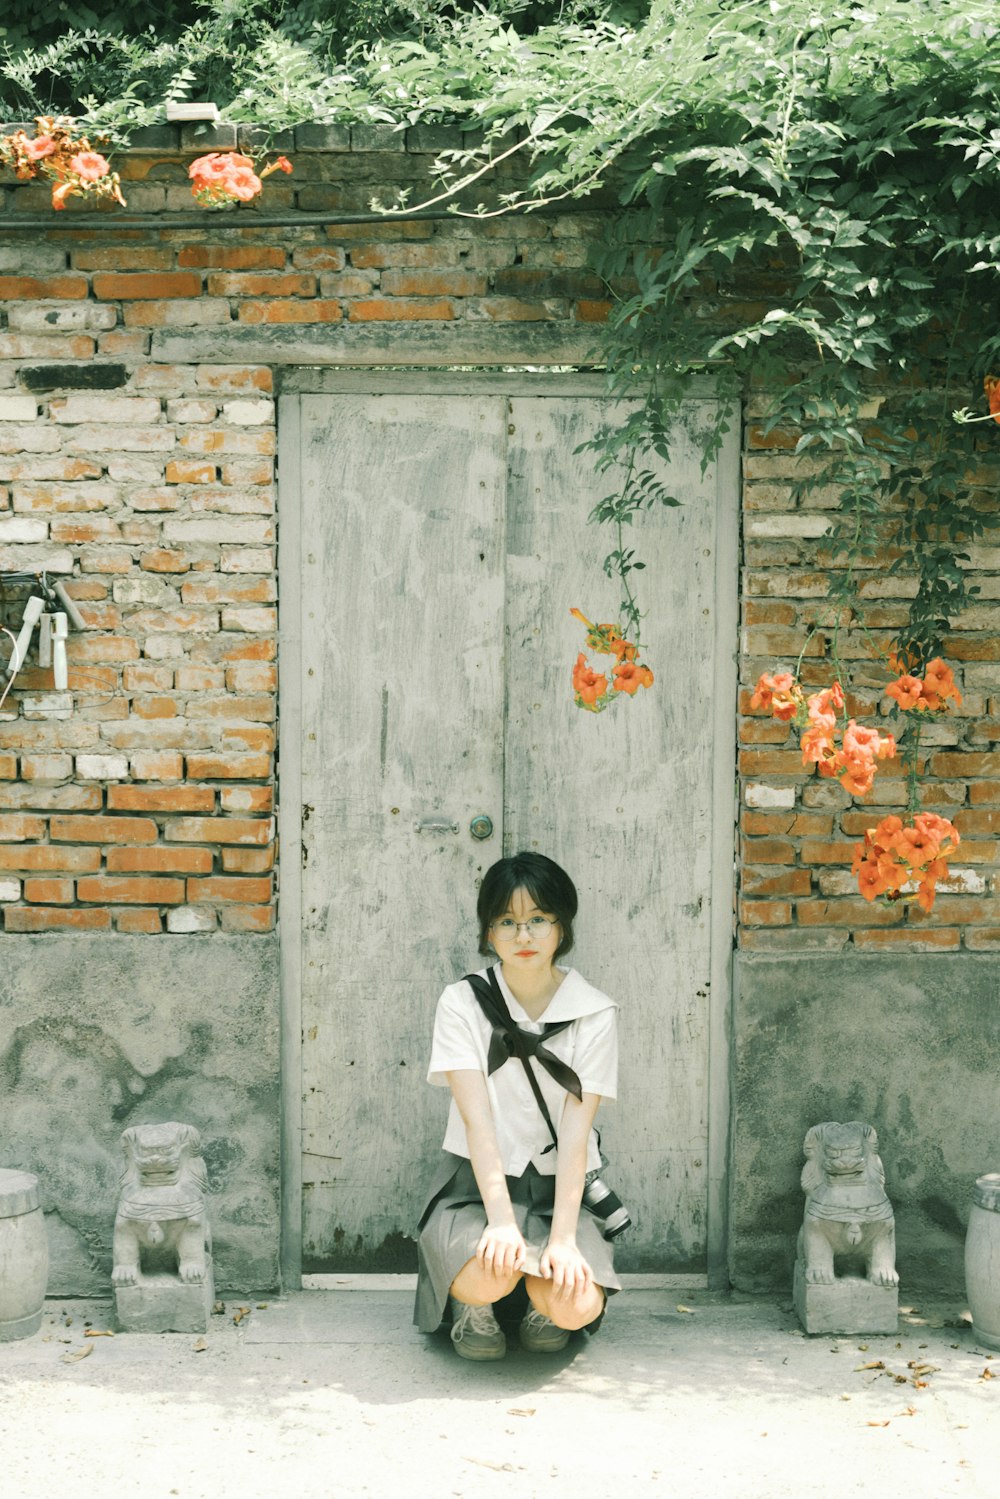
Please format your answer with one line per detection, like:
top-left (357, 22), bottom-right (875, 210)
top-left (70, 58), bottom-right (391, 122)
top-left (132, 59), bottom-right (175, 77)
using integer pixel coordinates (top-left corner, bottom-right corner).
top-left (280, 375), bottom-right (738, 1278)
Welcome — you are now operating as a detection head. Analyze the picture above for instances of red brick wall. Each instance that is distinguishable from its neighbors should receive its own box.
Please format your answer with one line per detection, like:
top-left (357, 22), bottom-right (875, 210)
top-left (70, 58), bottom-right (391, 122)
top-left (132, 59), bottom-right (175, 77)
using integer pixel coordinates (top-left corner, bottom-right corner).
top-left (0, 123), bottom-right (997, 945)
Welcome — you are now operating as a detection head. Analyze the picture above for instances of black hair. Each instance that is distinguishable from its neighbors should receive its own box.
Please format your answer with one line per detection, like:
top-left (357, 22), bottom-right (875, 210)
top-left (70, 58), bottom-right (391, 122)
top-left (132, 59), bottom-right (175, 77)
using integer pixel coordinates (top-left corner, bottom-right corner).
top-left (476, 851), bottom-right (578, 960)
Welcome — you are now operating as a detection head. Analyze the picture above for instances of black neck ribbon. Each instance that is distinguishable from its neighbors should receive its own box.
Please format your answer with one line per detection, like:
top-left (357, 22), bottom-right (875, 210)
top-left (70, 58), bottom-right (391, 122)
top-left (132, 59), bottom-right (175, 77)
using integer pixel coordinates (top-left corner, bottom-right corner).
top-left (463, 969), bottom-right (583, 1102)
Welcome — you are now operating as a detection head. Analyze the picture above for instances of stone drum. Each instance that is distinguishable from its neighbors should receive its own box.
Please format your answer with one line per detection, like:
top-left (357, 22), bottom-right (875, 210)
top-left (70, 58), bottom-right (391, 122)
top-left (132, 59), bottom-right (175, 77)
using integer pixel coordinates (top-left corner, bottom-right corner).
top-left (965, 1172), bottom-right (1000, 1351)
top-left (0, 1168), bottom-right (49, 1342)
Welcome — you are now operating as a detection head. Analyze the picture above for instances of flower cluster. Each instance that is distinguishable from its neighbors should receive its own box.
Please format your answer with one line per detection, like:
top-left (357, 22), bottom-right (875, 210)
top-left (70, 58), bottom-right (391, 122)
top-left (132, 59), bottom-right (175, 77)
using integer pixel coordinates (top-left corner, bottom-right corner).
top-left (884, 656), bottom-right (963, 713)
top-left (570, 609), bottom-right (653, 712)
top-left (750, 673), bottom-right (896, 796)
top-left (985, 375), bottom-right (1000, 426)
top-left (0, 117), bottom-right (125, 211)
top-left (189, 151), bottom-right (292, 208)
top-left (852, 813), bottom-right (960, 913)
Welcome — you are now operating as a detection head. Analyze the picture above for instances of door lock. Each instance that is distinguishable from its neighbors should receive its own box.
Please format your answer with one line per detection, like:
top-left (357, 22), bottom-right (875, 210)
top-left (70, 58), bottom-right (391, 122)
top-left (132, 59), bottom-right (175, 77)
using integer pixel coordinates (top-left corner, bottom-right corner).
top-left (469, 815), bottom-right (494, 840)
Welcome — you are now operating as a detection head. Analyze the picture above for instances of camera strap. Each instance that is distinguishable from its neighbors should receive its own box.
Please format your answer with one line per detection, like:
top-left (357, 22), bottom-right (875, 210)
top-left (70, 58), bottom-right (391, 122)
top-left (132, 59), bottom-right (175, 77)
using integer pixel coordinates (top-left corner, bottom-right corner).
top-left (463, 969), bottom-right (583, 1153)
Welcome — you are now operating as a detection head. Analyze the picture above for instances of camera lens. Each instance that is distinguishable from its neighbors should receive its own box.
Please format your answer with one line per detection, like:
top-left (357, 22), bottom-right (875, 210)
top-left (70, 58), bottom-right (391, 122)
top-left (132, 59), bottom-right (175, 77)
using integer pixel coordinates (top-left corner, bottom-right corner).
top-left (582, 1177), bottom-right (632, 1239)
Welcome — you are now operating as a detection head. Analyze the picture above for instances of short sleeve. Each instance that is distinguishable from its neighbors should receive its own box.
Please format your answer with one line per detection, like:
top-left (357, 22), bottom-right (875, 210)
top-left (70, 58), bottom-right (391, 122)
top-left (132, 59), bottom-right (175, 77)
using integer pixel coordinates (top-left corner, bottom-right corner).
top-left (574, 1005), bottom-right (619, 1101)
top-left (427, 983), bottom-right (483, 1086)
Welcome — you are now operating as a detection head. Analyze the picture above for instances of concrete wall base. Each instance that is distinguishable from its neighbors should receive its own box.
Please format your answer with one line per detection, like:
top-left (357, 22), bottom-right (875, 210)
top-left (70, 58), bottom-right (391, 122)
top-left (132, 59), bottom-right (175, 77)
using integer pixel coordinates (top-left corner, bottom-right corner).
top-left (0, 935), bottom-right (280, 1295)
top-left (731, 953), bottom-right (1000, 1294)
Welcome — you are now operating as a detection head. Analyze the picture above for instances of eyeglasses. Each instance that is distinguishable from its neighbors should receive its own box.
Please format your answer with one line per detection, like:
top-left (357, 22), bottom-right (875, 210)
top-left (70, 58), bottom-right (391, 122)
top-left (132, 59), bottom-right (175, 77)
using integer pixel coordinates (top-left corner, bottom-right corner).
top-left (490, 917), bottom-right (555, 940)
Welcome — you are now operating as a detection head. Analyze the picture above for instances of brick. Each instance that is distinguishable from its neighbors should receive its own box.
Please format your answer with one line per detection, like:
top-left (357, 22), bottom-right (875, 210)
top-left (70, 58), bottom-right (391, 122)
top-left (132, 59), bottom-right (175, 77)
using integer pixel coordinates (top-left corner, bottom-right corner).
top-left (180, 429), bottom-right (274, 455)
top-left (195, 366), bottom-right (273, 393)
top-left (219, 904), bottom-right (275, 932)
top-left (221, 400), bottom-right (274, 426)
top-left (115, 908), bottom-right (163, 932)
top-left (853, 928), bottom-right (961, 950)
top-left (50, 814), bottom-right (157, 844)
top-left (107, 845), bottom-right (213, 874)
top-left (220, 786), bottom-right (273, 813)
top-left (797, 898), bottom-right (904, 926)
top-left (127, 607), bottom-right (218, 633)
top-left (929, 751), bottom-right (1000, 777)
top-left (166, 905), bottom-right (217, 932)
top-left (122, 664), bottom-right (174, 692)
top-left (131, 752), bottom-right (184, 781)
top-left (107, 785), bottom-right (215, 813)
top-left (739, 837), bottom-right (794, 864)
top-left (739, 899), bottom-right (793, 926)
top-left (0, 785), bottom-right (100, 811)
top-left (225, 664), bottom-right (277, 692)
top-left (740, 928), bottom-right (849, 953)
top-left (166, 459), bottom-right (217, 485)
top-left (800, 840), bottom-right (857, 864)
top-left (221, 725), bottom-right (275, 753)
top-left (0, 756), bottom-right (16, 780)
top-left (0, 517), bottom-right (48, 543)
top-left (64, 425), bottom-right (175, 454)
top-left (166, 816), bottom-right (271, 845)
top-left (132, 696), bottom-right (179, 719)
top-left (575, 300), bottom-right (612, 323)
top-left (0, 335), bottom-right (95, 360)
top-left (70, 247), bottom-right (174, 271)
top-left (23, 877), bottom-right (74, 903)
top-left (175, 666), bottom-right (225, 691)
top-left (141, 549), bottom-right (192, 573)
top-left (185, 753), bottom-right (272, 779)
top-left (481, 298), bottom-right (563, 322)
top-left (0, 275), bottom-right (88, 300)
top-left (186, 875), bottom-right (272, 902)
top-left (207, 272), bottom-right (315, 297)
top-left (0, 845), bottom-right (101, 871)
top-left (221, 845), bottom-right (274, 873)
top-left (220, 551), bottom-right (274, 572)
top-left (744, 784), bottom-right (796, 810)
top-left (0, 813), bottom-right (45, 841)
top-left (741, 868), bottom-right (812, 897)
top-left (742, 812), bottom-right (833, 837)
top-left (738, 750), bottom-right (810, 776)
top-left (0, 396), bottom-right (38, 421)
top-left (92, 272), bottom-right (202, 299)
top-left (21, 753), bottom-right (73, 782)
top-left (179, 246), bottom-right (286, 270)
top-left (349, 243), bottom-right (444, 269)
top-left (123, 300), bottom-right (230, 328)
top-left (190, 488), bottom-right (274, 516)
top-left (167, 399), bottom-right (218, 424)
top-left (75, 753), bottom-right (130, 778)
top-left (13, 482), bottom-right (118, 514)
top-left (5, 907), bottom-right (110, 931)
top-left (163, 518), bottom-right (274, 544)
top-left (50, 396), bottom-right (161, 424)
top-left (970, 782), bottom-right (1000, 804)
top-left (348, 298), bottom-right (455, 322)
top-left (238, 300), bottom-right (342, 325)
top-left (77, 875), bottom-right (185, 903)
top-left (0, 879), bottom-right (21, 900)
top-left (964, 929), bottom-right (1000, 950)
top-left (221, 607), bottom-right (276, 631)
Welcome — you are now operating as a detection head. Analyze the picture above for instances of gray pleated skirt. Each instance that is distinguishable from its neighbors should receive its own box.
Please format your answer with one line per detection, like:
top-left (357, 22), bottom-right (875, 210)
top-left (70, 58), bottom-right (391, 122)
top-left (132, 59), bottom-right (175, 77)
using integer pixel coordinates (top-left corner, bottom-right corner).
top-left (413, 1152), bottom-right (622, 1334)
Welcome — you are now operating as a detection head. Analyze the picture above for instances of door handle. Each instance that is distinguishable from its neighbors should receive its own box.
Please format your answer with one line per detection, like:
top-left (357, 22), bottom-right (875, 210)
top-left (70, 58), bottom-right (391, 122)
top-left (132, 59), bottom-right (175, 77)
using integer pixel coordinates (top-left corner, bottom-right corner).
top-left (416, 819), bottom-right (459, 834)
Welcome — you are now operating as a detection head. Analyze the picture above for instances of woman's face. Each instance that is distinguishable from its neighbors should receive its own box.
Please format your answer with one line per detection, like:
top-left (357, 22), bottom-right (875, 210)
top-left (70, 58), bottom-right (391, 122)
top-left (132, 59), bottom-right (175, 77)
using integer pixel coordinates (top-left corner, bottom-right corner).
top-left (490, 885), bottom-right (561, 973)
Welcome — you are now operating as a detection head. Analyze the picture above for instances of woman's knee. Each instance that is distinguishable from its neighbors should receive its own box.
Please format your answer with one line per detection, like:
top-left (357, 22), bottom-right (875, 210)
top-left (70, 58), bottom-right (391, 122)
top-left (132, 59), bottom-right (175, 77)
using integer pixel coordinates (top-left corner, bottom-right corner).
top-left (524, 1274), bottom-right (605, 1329)
top-left (450, 1256), bottom-right (522, 1305)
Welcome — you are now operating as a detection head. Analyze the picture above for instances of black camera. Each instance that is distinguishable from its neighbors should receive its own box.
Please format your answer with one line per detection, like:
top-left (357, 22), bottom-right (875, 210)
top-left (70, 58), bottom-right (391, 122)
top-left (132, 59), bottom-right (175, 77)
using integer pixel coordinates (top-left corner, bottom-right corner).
top-left (581, 1175), bottom-right (631, 1239)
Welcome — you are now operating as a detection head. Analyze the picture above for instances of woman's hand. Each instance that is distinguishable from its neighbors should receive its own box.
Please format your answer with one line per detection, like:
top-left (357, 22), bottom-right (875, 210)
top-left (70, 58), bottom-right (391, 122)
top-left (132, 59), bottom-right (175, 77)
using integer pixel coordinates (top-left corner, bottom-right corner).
top-left (476, 1221), bottom-right (527, 1278)
top-left (539, 1238), bottom-right (593, 1299)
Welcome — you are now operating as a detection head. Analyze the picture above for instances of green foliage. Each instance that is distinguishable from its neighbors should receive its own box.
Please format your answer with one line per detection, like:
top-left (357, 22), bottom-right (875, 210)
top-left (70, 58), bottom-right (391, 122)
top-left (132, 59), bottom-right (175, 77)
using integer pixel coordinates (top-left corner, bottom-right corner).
top-left (1, 0), bottom-right (998, 666)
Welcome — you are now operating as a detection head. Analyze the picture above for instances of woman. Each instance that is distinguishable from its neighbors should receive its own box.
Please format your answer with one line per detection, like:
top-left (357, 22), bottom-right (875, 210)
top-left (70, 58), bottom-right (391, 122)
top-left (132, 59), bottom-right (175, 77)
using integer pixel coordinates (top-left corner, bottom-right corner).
top-left (414, 851), bottom-right (621, 1360)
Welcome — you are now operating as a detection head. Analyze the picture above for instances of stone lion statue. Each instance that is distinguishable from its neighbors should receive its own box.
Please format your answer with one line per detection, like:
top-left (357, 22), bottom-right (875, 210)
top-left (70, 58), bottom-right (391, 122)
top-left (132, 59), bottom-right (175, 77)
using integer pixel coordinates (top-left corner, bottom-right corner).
top-left (796, 1121), bottom-right (898, 1287)
top-left (111, 1122), bottom-right (211, 1287)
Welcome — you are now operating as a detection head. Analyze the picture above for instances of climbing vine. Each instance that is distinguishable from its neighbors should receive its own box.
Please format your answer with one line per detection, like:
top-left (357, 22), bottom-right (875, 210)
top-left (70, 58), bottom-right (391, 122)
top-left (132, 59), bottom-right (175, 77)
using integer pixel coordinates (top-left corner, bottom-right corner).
top-left (3, 0), bottom-right (1000, 692)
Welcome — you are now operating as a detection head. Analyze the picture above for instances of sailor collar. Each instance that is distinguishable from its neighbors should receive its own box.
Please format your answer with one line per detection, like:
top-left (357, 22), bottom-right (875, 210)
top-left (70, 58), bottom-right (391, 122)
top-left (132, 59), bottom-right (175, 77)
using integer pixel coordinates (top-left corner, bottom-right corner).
top-left (486, 963), bottom-right (616, 1026)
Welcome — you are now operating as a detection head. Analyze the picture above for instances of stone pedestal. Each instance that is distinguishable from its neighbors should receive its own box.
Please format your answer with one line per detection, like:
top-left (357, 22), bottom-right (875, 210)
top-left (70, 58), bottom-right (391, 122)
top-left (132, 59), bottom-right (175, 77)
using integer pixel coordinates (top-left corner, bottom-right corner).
top-left (115, 1262), bottom-right (215, 1334)
top-left (793, 1260), bottom-right (898, 1335)
top-left (0, 1168), bottom-right (49, 1342)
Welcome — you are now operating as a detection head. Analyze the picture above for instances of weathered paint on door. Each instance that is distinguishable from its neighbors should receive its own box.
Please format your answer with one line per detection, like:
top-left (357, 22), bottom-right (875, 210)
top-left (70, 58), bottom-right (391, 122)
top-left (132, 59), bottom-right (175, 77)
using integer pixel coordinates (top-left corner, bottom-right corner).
top-left (289, 386), bottom-right (735, 1273)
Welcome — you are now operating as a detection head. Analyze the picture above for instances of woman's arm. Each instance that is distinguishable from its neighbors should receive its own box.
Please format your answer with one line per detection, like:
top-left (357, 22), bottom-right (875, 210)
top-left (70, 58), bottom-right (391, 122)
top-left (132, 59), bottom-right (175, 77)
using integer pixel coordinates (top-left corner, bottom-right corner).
top-left (447, 1069), bottom-right (527, 1276)
top-left (542, 1090), bottom-right (602, 1296)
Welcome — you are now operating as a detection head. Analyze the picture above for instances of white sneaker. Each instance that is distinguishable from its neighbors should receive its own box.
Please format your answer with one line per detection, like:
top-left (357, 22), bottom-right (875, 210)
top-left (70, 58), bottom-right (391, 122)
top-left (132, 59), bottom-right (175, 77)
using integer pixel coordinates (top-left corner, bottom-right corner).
top-left (519, 1307), bottom-right (571, 1353)
top-left (450, 1298), bottom-right (506, 1361)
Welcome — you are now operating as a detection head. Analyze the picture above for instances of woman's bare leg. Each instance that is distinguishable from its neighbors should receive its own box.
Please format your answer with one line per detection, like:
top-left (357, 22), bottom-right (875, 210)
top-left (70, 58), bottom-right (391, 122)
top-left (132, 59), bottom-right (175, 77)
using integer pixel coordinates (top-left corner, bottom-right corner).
top-left (450, 1256), bottom-right (522, 1306)
top-left (523, 1273), bottom-right (605, 1329)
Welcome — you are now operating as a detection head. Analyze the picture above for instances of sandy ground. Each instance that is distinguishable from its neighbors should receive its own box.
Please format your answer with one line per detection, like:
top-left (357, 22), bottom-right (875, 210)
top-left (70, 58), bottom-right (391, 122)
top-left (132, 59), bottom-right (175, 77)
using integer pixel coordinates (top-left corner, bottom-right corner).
top-left (1, 1289), bottom-right (997, 1499)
